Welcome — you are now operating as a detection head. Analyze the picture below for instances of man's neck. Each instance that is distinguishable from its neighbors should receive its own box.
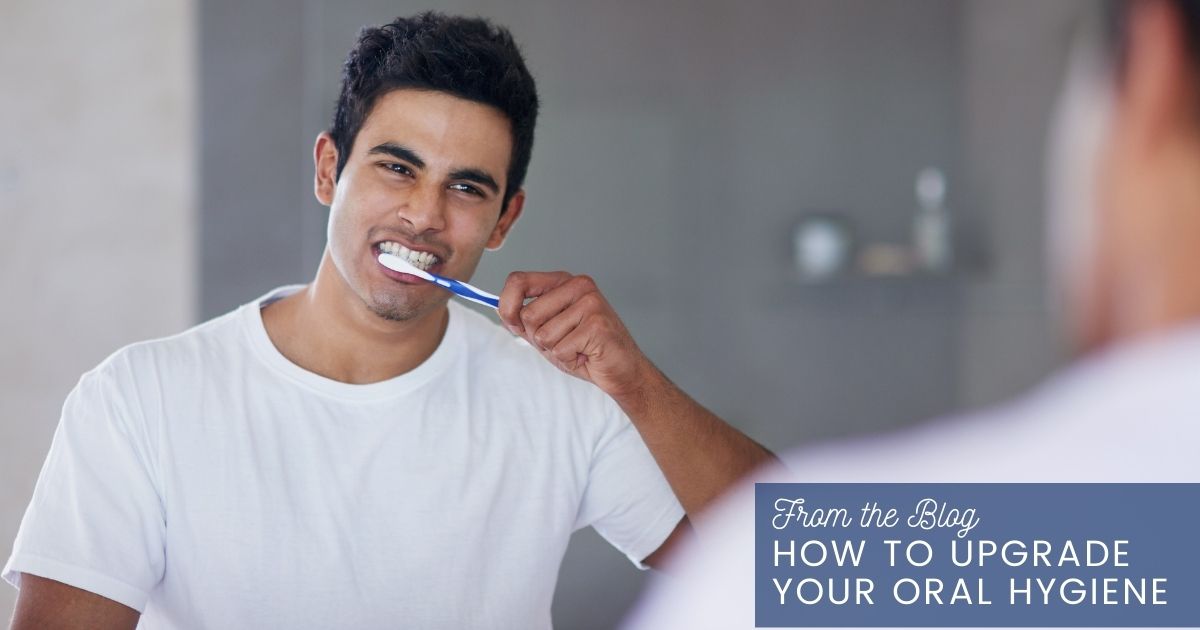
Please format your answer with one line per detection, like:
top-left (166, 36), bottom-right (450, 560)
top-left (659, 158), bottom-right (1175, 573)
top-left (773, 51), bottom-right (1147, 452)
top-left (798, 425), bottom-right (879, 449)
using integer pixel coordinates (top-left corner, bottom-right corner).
top-left (261, 259), bottom-right (449, 385)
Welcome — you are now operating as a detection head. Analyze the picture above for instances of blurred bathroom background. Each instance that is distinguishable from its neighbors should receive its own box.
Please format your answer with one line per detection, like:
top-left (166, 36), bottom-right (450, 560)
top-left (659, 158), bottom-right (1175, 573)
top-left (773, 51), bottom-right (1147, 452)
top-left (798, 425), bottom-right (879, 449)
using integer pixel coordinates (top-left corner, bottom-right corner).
top-left (0, 1), bottom-right (1087, 626)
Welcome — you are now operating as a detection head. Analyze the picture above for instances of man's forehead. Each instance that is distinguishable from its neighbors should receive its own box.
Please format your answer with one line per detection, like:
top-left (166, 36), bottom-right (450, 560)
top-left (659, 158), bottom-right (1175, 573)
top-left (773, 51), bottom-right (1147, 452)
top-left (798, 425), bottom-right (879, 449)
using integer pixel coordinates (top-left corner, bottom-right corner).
top-left (357, 89), bottom-right (513, 170)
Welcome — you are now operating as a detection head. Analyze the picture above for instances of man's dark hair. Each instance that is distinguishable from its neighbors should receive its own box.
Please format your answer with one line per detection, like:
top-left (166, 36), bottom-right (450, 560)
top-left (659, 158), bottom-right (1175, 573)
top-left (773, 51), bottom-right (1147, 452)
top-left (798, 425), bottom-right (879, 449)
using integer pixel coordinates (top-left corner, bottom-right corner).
top-left (1106, 0), bottom-right (1200, 70)
top-left (329, 12), bottom-right (539, 208)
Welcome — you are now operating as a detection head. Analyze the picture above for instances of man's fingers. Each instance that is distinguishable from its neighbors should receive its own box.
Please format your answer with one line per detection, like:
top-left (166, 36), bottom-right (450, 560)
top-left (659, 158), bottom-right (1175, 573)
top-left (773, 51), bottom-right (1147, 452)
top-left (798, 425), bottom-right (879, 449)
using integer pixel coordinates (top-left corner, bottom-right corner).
top-left (497, 273), bottom-right (528, 330)
top-left (529, 296), bottom-right (593, 351)
top-left (519, 275), bottom-right (598, 340)
top-left (548, 316), bottom-right (601, 372)
top-left (497, 271), bottom-right (572, 331)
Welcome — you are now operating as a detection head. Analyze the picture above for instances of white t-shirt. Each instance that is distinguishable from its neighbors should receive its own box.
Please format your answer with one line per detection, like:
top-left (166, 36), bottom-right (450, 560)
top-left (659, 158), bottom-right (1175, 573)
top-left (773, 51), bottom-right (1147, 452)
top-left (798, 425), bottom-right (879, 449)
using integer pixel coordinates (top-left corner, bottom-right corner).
top-left (622, 325), bottom-right (1200, 630)
top-left (4, 286), bottom-right (684, 629)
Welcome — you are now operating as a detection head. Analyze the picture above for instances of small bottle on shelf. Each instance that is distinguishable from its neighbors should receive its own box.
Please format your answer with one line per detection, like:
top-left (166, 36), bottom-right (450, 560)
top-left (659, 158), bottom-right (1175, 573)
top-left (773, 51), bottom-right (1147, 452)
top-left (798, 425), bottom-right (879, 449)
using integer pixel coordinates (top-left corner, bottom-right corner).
top-left (913, 167), bottom-right (952, 273)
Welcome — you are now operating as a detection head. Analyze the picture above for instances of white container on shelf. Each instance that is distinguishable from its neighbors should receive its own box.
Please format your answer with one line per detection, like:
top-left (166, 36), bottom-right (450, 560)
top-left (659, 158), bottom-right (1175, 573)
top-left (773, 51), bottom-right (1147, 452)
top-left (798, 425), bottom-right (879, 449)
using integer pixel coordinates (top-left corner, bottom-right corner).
top-left (913, 167), bottom-right (952, 273)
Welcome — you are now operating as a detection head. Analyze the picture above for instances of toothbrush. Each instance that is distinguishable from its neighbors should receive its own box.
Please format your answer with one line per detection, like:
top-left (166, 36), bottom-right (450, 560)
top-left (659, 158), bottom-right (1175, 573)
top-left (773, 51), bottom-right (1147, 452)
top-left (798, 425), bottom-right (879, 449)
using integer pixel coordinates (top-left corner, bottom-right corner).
top-left (377, 253), bottom-right (500, 310)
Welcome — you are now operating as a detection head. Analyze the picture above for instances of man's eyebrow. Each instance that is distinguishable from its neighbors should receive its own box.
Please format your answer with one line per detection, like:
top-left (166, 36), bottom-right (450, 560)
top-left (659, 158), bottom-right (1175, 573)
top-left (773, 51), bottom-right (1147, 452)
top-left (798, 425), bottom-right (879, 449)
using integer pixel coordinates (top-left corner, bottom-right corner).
top-left (449, 168), bottom-right (500, 195)
top-left (367, 143), bottom-right (425, 169)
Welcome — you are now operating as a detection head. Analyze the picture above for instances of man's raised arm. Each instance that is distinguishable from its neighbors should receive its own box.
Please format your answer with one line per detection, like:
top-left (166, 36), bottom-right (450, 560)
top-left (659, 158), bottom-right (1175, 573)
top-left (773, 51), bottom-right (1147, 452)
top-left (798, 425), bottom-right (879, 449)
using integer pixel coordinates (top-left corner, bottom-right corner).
top-left (497, 271), bottom-right (778, 538)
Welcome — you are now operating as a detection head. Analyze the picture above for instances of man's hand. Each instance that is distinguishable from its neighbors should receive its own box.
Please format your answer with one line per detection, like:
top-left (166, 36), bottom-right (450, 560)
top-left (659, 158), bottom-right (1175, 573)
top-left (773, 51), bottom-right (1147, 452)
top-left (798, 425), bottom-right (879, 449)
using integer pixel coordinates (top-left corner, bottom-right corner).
top-left (497, 271), bottom-right (650, 401)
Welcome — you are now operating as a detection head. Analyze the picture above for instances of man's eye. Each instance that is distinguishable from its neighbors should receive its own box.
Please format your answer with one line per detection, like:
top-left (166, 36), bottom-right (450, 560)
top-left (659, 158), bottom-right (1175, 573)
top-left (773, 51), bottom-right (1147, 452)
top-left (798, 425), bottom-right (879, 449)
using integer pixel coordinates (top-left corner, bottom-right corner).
top-left (449, 183), bottom-right (483, 197)
top-left (383, 163), bottom-right (413, 177)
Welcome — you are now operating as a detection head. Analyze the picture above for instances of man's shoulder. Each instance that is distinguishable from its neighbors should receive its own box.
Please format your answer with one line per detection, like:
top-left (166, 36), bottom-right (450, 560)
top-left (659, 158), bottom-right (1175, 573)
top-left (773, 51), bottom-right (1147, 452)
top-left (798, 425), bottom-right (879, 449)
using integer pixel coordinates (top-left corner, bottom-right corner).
top-left (90, 302), bottom-right (246, 385)
top-left (782, 328), bottom-right (1200, 482)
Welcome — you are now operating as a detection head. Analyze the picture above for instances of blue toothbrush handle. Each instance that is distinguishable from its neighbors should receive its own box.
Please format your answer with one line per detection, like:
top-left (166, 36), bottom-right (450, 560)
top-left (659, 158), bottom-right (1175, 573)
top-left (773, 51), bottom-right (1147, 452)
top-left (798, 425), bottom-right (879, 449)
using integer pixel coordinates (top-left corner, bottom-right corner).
top-left (432, 275), bottom-right (500, 309)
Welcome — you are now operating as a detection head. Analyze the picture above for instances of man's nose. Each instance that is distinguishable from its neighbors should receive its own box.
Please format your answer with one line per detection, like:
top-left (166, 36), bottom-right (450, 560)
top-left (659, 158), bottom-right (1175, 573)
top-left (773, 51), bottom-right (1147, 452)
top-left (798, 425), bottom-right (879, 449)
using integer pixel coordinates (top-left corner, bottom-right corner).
top-left (397, 182), bottom-right (447, 233)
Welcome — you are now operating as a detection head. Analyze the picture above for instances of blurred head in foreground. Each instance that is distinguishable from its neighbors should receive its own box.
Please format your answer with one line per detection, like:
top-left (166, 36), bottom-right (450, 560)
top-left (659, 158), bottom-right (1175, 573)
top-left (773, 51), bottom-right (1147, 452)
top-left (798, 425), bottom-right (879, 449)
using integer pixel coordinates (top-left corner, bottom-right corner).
top-left (1051, 0), bottom-right (1200, 353)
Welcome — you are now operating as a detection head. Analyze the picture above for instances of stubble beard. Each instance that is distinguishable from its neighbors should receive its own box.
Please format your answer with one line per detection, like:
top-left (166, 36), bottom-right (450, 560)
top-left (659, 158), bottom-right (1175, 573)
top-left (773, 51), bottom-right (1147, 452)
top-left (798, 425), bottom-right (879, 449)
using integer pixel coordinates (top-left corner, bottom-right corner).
top-left (366, 291), bottom-right (421, 322)
top-left (369, 303), bottom-right (414, 322)
top-left (364, 286), bottom-right (448, 323)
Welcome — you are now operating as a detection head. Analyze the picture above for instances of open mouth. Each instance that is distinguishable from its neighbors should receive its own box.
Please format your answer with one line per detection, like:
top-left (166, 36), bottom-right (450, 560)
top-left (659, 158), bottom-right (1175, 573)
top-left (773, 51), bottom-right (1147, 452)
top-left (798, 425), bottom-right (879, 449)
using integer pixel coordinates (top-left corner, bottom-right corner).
top-left (376, 241), bottom-right (441, 272)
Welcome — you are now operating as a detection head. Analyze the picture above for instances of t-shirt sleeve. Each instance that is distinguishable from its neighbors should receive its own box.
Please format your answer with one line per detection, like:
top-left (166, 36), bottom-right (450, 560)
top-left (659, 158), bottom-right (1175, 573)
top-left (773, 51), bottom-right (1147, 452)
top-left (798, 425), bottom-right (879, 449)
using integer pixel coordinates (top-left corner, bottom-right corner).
top-left (573, 397), bottom-right (685, 570)
top-left (2, 359), bottom-right (166, 612)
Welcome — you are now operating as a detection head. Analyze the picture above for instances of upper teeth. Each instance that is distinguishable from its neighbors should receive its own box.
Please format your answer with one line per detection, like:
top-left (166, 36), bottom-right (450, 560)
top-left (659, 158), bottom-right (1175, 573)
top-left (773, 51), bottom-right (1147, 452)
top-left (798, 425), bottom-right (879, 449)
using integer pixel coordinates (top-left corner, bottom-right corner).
top-left (379, 241), bottom-right (439, 271)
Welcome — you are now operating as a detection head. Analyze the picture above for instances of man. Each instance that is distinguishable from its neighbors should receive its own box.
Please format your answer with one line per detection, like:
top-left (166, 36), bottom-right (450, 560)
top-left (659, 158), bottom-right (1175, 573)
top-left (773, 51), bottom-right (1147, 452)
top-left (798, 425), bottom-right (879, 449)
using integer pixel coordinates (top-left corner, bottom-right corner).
top-left (4, 13), bottom-right (773, 629)
top-left (623, 0), bottom-right (1200, 627)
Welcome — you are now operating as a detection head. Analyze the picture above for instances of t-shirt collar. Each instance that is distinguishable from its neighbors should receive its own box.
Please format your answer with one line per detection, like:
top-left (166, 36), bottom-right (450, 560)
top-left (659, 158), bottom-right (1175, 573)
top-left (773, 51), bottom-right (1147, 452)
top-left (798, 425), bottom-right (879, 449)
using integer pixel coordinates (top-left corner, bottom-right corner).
top-left (240, 285), bottom-right (463, 401)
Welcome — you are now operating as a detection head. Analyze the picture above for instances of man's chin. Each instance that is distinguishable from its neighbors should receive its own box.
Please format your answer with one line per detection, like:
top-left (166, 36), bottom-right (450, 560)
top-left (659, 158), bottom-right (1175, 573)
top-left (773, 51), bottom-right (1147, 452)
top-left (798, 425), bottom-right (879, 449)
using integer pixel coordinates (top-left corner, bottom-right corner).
top-left (369, 303), bottom-right (416, 322)
top-left (365, 290), bottom-right (447, 322)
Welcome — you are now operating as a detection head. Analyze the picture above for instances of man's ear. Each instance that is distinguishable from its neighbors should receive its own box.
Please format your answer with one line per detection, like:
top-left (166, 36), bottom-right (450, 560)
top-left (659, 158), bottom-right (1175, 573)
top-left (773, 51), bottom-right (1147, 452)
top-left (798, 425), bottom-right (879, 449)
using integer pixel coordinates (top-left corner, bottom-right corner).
top-left (314, 132), bottom-right (339, 206)
top-left (1120, 0), bottom-right (1195, 151)
top-left (486, 189), bottom-right (525, 251)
